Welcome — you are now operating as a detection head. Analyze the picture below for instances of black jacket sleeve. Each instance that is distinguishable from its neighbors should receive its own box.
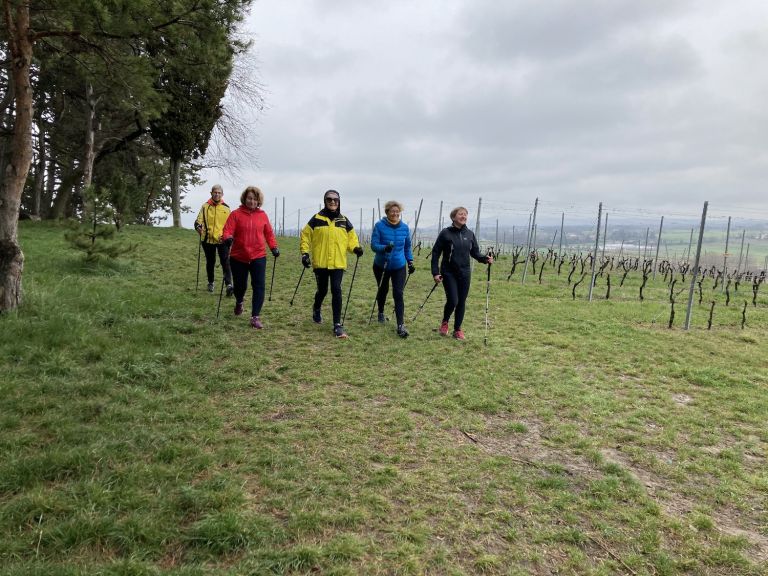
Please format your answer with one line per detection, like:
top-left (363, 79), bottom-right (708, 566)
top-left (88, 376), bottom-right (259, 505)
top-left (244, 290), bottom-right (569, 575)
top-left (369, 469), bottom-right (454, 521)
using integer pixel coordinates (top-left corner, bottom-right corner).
top-left (469, 231), bottom-right (488, 264)
top-left (431, 230), bottom-right (445, 276)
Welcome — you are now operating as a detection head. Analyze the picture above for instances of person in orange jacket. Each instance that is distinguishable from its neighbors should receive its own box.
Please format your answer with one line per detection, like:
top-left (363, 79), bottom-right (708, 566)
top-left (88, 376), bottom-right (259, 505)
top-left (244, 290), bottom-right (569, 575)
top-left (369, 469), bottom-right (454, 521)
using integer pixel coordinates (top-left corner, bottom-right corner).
top-left (221, 186), bottom-right (279, 329)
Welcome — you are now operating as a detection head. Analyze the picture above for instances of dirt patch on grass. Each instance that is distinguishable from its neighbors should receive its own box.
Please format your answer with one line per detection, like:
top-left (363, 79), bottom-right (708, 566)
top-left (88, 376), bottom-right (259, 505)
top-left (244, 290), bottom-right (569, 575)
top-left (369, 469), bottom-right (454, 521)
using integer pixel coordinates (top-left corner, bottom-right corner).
top-left (450, 415), bottom-right (601, 479)
top-left (602, 447), bottom-right (768, 564)
top-left (671, 393), bottom-right (692, 405)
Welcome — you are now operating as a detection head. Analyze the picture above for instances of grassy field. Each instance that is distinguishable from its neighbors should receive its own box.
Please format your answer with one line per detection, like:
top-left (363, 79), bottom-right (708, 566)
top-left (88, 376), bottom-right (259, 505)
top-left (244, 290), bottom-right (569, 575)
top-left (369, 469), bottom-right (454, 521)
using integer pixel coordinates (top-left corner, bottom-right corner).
top-left (1, 221), bottom-right (766, 575)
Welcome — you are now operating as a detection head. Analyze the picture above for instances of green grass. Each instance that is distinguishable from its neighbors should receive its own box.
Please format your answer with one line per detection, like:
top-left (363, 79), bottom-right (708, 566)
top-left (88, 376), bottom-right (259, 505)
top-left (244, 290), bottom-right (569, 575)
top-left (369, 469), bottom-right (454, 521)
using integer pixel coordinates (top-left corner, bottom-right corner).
top-left (1, 221), bottom-right (766, 575)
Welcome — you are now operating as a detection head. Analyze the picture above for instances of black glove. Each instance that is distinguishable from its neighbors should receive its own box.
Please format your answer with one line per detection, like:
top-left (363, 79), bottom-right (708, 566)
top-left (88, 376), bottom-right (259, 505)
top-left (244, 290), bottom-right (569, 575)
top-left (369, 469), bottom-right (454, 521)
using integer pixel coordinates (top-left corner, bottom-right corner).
top-left (384, 243), bottom-right (394, 254)
top-left (271, 247), bottom-right (280, 258)
top-left (353, 246), bottom-right (364, 257)
top-left (301, 253), bottom-right (311, 268)
top-left (223, 237), bottom-right (234, 248)
top-left (408, 261), bottom-right (416, 275)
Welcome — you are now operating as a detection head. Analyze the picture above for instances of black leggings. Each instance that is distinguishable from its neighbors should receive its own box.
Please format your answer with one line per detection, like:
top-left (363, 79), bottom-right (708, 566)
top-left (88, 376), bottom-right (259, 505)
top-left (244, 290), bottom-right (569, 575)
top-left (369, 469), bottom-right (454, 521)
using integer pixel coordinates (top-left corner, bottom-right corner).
top-left (202, 242), bottom-right (232, 285)
top-left (230, 257), bottom-right (266, 316)
top-left (441, 270), bottom-right (471, 330)
top-left (373, 264), bottom-right (406, 325)
top-left (314, 268), bottom-right (345, 325)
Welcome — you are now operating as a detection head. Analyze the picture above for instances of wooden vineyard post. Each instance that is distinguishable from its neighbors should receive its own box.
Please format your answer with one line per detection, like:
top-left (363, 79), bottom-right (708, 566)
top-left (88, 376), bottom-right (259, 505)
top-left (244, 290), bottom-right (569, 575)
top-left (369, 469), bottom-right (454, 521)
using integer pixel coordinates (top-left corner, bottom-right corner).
top-left (588, 202), bottom-right (602, 302)
top-left (685, 201), bottom-right (709, 330)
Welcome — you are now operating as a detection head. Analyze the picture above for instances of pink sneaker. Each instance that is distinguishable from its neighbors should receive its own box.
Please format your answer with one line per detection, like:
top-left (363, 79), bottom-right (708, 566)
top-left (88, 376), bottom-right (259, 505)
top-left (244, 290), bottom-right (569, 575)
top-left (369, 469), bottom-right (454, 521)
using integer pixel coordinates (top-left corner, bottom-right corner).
top-left (452, 329), bottom-right (465, 340)
top-left (234, 301), bottom-right (244, 316)
top-left (439, 320), bottom-right (449, 336)
top-left (250, 315), bottom-right (263, 329)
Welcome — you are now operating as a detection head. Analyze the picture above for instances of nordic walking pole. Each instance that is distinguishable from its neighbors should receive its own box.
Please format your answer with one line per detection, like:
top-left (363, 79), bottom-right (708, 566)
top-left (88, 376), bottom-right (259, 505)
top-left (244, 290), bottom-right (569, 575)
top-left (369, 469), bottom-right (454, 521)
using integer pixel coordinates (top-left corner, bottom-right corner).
top-left (368, 253), bottom-right (390, 324)
top-left (484, 262), bottom-right (492, 346)
top-left (215, 278), bottom-right (225, 319)
top-left (412, 281), bottom-right (439, 323)
top-left (268, 254), bottom-right (277, 301)
top-left (289, 266), bottom-right (307, 306)
top-left (341, 254), bottom-right (360, 325)
top-left (195, 238), bottom-right (202, 292)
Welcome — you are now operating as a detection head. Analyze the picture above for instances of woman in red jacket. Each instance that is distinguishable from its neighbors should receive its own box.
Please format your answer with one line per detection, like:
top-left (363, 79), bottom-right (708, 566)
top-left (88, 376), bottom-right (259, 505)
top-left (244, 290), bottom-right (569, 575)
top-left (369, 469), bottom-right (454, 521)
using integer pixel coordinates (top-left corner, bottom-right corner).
top-left (221, 186), bottom-right (279, 329)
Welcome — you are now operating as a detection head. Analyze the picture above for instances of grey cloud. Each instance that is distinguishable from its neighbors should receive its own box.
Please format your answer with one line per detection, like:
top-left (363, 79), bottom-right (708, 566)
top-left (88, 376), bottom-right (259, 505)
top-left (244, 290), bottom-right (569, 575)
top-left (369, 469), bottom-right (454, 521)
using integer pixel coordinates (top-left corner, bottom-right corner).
top-left (457, 0), bottom-right (693, 62)
top-left (186, 1), bottom-right (768, 229)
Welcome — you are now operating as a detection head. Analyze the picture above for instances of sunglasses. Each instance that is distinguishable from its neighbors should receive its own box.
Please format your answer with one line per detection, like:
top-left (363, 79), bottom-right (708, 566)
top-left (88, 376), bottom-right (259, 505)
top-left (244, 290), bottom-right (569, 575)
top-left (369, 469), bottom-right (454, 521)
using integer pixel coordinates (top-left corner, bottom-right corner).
top-left (325, 197), bottom-right (339, 204)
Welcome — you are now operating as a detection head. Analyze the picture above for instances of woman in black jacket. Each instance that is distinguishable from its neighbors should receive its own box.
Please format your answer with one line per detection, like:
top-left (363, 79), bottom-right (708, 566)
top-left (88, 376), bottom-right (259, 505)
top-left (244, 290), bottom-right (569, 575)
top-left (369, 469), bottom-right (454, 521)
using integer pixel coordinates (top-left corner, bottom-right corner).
top-left (430, 206), bottom-right (493, 340)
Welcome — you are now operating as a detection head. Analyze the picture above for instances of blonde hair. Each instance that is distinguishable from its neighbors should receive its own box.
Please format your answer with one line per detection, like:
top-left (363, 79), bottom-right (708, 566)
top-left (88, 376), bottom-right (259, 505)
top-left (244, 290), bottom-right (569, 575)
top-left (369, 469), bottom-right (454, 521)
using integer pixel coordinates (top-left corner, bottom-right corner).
top-left (241, 186), bottom-right (264, 207)
top-left (384, 200), bottom-right (404, 215)
top-left (449, 206), bottom-right (468, 221)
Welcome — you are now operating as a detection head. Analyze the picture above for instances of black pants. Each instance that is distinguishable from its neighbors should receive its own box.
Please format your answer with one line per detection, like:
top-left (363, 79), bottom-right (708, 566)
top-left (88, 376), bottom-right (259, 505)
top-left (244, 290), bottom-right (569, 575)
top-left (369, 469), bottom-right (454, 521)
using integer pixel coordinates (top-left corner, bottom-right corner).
top-left (202, 242), bottom-right (232, 285)
top-left (442, 269), bottom-right (471, 330)
top-left (314, 268), bottom-right (344, 325)
top-left (373, 264), bottom-right (406, 325)
top-left (230, 257), bottom-right (266, 317)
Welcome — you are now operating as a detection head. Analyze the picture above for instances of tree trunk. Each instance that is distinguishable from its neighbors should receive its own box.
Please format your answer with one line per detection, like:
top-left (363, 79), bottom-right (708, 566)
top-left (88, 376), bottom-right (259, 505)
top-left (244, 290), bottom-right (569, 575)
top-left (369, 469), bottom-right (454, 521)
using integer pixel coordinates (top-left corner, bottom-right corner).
top-left (170, 156), bottom-right (181, 227)
top-left (0, 69), bottom-right (14, 202)
top-left (80, 81), bottom-right (98, 222)
top-left (49, 166), bottom-right (82, 219)
top-left (42, 149), bottom-right (56, 218)
top-left (0, 1), bottom-right (34, 312)
top-left (31, 105), bottom-right (45, 217)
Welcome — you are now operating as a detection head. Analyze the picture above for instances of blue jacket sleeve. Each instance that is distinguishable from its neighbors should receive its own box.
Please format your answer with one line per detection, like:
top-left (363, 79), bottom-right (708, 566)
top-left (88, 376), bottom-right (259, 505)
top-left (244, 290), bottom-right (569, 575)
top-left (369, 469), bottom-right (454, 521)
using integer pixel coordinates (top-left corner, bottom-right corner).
top-left (404, 225), bottom-right (414, 262)
top-left (371, 222), bottom-right (385, 254)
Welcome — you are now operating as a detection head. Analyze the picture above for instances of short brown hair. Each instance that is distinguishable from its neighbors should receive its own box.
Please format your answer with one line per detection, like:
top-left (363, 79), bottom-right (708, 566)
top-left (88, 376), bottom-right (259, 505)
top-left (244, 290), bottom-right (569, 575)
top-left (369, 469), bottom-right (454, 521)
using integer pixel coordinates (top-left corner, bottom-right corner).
top-left (384, 200), bottom-right (404, 215)
top-left (449, 206), bottom-right (468, 221)
top-left (241, 186), bottom-right (264, 207)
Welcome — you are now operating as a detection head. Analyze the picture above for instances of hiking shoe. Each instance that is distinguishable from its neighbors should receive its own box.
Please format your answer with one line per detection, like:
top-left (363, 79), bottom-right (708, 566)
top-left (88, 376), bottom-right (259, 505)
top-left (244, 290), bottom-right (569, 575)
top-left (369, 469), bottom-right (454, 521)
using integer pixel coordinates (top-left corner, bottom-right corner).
top-left (452, 329), bottom-right (465, 340)
top-left (234, 301), bottom-right (244, 316)
top-left (397, 324), bottom-right (409, 339)
top-left (250, 315), bottom-right (263, 329)
top-left (377, 312), bottom-right (386, 323)
top-left (225, 284), bottom-right (234, 297)
top-left (207, 282), bottom-right (215, 293)
top-left (439, 320), bottom-right (450, 336)
top-left (333, 324), bottom-right (348, 339)
top-left (312, 308), bottom-right (322, 324)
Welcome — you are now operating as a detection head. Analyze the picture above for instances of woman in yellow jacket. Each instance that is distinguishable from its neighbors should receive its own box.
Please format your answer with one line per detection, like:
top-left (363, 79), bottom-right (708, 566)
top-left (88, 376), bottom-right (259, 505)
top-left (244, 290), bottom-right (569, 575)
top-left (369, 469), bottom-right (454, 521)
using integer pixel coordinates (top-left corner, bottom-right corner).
top-left (194, 184), bottom-right (233, 295)
top-left (300, 190), bottom-right (363, 338)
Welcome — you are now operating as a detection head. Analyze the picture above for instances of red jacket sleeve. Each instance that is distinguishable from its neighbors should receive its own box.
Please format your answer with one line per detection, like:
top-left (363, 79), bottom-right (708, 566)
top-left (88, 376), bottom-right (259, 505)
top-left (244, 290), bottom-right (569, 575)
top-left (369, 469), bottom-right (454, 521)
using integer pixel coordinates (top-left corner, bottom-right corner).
top-left (264, 215), bottom-right (277, 250)
top-left (221, 210), bottom-right (237, 240)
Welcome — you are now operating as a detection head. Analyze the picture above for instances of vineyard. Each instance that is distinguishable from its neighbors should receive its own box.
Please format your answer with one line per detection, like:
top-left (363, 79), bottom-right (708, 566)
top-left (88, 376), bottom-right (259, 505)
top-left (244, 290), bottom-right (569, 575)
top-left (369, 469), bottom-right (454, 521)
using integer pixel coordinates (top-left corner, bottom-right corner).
top-left (271, 197), bottom-right (768, 333)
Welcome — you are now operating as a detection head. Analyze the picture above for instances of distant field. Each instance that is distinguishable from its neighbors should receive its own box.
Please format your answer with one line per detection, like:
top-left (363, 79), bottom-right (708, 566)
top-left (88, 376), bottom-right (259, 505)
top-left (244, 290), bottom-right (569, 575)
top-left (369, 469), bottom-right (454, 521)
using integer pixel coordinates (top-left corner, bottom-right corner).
top-left (1, 221), bottom-right (766, 575)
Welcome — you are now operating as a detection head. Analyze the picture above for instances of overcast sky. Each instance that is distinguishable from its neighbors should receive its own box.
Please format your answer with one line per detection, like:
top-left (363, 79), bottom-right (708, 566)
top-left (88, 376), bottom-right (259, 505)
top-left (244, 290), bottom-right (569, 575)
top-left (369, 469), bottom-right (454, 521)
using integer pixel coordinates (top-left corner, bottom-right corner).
top-left (182, 0), bottom-right (768, 232)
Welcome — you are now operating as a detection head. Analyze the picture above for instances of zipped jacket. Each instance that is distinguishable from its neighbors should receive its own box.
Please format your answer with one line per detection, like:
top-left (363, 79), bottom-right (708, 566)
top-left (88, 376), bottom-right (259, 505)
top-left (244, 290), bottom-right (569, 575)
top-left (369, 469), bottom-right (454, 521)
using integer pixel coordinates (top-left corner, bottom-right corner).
top-left (371, 218), bottom-right (413, 270)
top-left (221, 206), bottom-right (277, 263)
top-left (194, 199), bottom-right (230, 244)
top-left (300, 211), bottom-right (360, 270)
top-left (431, 224), bottom-right (488, 276)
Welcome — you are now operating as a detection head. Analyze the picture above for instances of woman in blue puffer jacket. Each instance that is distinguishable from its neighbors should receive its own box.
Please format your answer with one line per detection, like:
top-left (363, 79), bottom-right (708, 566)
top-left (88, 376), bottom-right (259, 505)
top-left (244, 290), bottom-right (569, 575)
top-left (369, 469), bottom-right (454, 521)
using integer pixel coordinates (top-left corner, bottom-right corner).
top-left (371, 200), bottom-right (415, 338)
